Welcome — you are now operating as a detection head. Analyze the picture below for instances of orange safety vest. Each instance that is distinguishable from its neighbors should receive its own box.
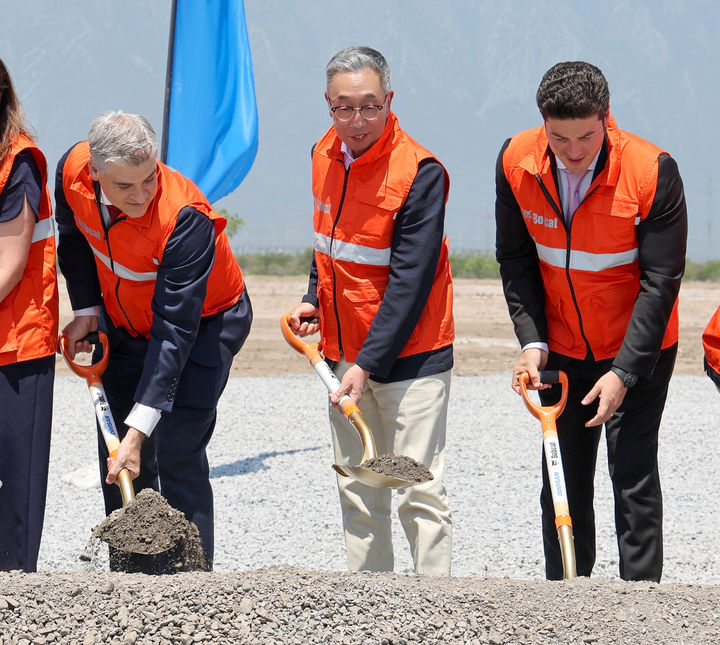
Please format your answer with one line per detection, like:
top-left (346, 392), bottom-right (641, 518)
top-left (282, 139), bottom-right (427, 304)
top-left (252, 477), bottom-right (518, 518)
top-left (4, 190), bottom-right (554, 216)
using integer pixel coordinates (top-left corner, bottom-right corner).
top-left (502, 115), bottom-right (679, 360)
top-left (62, 142), bottom-right (244, 338)
top-left (703, 307), bottom-right (720, 383)
top-left (312, 112), bottom-right (454, 363)
top-left (0, 134), bottom-right (58, 366)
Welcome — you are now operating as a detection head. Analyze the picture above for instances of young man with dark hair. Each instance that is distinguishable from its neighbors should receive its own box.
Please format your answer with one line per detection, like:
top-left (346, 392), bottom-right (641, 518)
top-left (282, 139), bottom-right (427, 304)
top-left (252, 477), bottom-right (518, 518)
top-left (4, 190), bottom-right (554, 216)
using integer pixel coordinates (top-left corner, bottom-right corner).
top-left (495, 61), bottom-right (687, 581)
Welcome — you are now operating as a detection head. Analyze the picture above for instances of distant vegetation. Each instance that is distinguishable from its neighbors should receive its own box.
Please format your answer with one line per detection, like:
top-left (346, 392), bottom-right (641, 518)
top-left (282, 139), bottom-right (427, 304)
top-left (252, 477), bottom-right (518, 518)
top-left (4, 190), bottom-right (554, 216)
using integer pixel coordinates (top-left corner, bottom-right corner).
top-left (235, 249), bottom-right (501, 278)
top-left (236, 249), bottom-right (720, 282)
top-left (236, 248), bottom-right (314, 276)
top-left (685, 260), bottom-right (720, 282)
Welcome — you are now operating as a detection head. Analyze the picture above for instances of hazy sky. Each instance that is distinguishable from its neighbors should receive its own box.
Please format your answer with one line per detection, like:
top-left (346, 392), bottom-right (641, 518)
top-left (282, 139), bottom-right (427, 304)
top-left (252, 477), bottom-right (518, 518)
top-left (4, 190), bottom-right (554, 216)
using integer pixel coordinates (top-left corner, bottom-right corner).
top-left (3, 0), bottom-right (719, 259)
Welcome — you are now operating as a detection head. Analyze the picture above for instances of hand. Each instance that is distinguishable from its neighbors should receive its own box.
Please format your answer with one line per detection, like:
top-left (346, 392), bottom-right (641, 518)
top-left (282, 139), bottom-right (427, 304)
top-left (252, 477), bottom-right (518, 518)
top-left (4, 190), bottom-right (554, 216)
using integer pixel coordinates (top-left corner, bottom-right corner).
top-left (511, 347), bottom-right (549, 394)
top-left (287, 302), bottom-right (320, 337)
top-left (60, 315), bottom-right (98, 360)
top-left (106, 428), bottom-right (145, 485)
top-left (581, 371), bottom-right (628, 427)
top-left (330, 363), bottom-right (370, 408)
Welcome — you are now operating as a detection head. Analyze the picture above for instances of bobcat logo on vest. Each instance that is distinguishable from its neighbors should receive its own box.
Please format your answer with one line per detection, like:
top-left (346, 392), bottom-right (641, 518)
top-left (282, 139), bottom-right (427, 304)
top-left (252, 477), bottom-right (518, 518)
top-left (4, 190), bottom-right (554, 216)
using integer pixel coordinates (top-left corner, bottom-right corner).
top-left (314, 197), bottom-right (331, 214)
top-left (522, 208), bottom-right (558, 230)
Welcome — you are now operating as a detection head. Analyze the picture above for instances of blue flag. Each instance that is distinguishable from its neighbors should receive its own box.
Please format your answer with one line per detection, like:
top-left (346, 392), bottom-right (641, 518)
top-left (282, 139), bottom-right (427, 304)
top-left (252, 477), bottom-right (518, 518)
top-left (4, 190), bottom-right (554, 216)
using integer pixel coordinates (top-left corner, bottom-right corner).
top-left (163, 0), bottom-right (258, 204)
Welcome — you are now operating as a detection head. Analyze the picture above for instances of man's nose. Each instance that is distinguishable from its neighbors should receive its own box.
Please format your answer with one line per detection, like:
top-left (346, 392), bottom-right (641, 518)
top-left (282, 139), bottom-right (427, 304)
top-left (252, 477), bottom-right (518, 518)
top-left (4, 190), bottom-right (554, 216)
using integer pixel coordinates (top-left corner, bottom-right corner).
top-left (566, 140), bottom-right (582, 157)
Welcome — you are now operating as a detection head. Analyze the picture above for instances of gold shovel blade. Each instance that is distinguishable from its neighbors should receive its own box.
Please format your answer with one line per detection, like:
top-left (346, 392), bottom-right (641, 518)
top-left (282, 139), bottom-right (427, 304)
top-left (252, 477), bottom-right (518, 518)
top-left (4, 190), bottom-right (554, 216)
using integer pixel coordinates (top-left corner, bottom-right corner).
top-left (332, 464), bottom-right (422, 489)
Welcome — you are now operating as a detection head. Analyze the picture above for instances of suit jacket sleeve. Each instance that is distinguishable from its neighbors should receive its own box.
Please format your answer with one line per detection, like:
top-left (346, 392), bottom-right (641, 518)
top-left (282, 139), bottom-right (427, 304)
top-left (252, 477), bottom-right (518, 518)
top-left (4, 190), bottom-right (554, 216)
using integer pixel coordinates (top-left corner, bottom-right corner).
top-left (494, 138), bottom-right (547, 348)
top-left (613, 153), bottom-right (687, 376)
top-left (134, 207), bottom-right (215, 411)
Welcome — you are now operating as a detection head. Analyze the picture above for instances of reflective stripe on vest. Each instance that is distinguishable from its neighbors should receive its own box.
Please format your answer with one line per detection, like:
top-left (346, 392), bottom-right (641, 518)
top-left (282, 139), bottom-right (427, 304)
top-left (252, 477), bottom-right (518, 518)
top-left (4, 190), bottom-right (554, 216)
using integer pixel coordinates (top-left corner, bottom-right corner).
top-left (89, 246), bottom-right (158, 282)
top-left (31, 215), bottom-right (55, 243)
top-left (536, 242), bottom-right (639, 272)
top-left (314, 232), bottom-right (391, 266)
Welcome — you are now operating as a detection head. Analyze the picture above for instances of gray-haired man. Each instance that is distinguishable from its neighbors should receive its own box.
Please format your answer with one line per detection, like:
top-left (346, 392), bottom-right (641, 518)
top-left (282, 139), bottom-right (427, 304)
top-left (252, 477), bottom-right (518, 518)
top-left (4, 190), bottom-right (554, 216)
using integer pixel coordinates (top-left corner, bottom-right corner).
top-left (55, 111), bottom-right (252, 572)
top-left (288, 47), bottom-right (454, 575)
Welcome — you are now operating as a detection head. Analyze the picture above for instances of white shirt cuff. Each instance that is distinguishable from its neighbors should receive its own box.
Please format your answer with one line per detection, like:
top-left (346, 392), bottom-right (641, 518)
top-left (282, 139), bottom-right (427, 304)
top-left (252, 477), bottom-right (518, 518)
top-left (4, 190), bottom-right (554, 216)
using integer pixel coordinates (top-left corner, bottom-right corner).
top-left (522, 342), bottom-right (549, 353)
top-left (125, 403), bottom-right (162, 437)
top-left (73, 306), bottom-right (101, 317)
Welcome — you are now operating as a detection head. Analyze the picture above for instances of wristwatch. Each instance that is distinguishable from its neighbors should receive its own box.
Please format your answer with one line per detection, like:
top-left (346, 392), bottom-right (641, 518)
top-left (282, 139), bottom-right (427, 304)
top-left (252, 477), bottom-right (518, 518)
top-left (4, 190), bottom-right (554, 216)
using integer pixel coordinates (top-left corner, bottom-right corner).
top-left (611, 365), bottom-right (638, 389)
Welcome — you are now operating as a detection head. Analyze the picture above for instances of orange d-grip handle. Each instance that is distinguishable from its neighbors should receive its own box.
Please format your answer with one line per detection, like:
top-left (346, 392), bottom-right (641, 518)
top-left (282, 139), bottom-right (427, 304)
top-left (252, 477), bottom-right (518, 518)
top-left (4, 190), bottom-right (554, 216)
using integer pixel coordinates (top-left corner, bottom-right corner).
top-left (518, 370), bottom-right (569, 422)
top-left (59, 330), bottom-right (110, 386)
top-left (280, 313), bottom-right (320, 363)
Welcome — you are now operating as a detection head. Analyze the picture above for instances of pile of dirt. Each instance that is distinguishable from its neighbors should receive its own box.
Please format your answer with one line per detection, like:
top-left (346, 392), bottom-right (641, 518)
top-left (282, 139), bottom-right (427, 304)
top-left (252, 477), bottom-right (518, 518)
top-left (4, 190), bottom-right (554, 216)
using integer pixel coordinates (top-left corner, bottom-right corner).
top-left (360, 454), bottom-right (434, 483)
top-left (91, 488), bottom-right (205, 571)
top-left (1, 566), bottom-right (719, 643)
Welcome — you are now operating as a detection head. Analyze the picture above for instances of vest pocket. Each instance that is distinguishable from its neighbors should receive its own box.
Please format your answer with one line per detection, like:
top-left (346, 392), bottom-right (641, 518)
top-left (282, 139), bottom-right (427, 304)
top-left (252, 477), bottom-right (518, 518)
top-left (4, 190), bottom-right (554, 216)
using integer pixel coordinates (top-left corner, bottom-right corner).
top-left (353, 185), bottom-right (405, 212)
top-left (544, 286), bottom-right (580, 355)
top-left (341, 281), bottom-right (384, 353)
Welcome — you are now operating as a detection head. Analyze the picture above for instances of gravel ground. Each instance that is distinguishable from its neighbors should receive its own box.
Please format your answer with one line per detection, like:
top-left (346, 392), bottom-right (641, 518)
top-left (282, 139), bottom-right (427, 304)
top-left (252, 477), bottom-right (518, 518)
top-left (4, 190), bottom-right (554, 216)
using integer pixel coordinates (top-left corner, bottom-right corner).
top-left (2, 372), bottom-right (720, 643)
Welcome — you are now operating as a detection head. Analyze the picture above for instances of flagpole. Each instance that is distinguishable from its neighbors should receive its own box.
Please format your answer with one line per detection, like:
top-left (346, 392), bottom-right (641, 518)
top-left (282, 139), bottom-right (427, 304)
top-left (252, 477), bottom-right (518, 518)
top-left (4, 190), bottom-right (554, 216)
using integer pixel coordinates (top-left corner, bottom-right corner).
top-left (160, 0), bottom-right (178, 163)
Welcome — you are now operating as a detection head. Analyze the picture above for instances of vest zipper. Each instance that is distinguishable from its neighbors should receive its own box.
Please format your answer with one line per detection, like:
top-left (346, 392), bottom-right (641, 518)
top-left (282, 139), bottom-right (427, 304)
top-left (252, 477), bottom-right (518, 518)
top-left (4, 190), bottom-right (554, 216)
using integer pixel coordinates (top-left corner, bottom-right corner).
top-left (95, 189), bottom-right (138, 335)
top-left (329, 162), bottom-right (350, 357)
top-left (534, 173), bottom-right (594, 358)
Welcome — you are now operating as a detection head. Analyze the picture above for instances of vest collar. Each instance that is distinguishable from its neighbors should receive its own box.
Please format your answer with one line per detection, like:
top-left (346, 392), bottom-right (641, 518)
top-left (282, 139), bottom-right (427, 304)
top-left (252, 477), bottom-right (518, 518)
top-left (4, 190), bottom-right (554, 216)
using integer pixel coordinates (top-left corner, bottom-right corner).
top-left (518, 113), bottom-right (622, 189)
top-left (319, 111), bottom-right (402, 167)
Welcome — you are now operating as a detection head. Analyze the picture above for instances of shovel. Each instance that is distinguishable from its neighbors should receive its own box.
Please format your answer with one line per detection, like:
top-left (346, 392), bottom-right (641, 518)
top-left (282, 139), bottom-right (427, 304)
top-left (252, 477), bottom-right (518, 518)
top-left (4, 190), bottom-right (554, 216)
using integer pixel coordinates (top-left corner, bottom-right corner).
top-left (59, 331), bottom-right (135, 507)
top-left (280, 313), bottom-right (424, 489)
top-left (519, 370), bottom-right (577, 579)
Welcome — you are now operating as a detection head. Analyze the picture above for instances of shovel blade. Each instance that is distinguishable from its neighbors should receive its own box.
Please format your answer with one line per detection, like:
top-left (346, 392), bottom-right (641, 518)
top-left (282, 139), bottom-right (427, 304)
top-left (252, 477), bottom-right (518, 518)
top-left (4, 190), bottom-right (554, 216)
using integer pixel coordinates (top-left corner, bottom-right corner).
top-left (332, 463), bottom-right (423, 489)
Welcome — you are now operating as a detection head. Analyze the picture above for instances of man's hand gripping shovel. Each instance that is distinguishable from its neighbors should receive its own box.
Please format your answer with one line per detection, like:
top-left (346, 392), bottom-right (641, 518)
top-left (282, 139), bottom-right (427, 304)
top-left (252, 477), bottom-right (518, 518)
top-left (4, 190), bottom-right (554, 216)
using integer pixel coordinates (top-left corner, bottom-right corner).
top-left (519, 370), bottom-right (577, 579)
top-left (59, 331), bottom-right (135, 507)
top-left (280, 314), bottom-right (423, 489)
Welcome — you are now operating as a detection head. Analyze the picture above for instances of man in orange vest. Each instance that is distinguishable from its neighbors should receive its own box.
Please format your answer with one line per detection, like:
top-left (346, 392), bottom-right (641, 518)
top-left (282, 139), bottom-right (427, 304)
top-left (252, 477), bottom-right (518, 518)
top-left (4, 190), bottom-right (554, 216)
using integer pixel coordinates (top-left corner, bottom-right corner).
top-left (496, 61), bottom-right (687, 581)
top-left (288, 47), bottom-right (454, 575)
top-left (55, 111), bottom-right (252, 572)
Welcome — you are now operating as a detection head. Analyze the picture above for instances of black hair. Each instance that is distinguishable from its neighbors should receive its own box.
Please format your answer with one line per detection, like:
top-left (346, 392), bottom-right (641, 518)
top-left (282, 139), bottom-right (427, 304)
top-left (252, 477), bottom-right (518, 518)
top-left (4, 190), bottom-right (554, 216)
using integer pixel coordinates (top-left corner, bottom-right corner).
top-left (536, 61), bottom-right (610, 120)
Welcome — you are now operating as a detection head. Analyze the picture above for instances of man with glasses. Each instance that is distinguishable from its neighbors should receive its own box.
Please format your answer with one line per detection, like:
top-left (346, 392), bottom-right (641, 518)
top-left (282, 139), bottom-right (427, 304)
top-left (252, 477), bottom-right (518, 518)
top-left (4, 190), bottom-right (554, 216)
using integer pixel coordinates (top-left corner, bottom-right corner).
top-left (288, 46), bottom-right (454, 575)
top-left (496, 61), bottom-right (687, 581)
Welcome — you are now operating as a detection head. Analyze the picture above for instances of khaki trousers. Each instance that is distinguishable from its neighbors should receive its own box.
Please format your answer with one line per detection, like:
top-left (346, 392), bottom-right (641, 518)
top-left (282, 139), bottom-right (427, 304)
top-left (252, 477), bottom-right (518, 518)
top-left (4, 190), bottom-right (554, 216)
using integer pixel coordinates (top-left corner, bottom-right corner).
top-left (329, 359), bottom-right (452, 575)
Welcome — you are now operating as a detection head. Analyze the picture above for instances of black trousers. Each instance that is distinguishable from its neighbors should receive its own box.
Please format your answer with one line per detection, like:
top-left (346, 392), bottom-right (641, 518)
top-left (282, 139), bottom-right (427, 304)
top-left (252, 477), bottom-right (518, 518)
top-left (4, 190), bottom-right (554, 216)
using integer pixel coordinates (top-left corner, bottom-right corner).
top-left (0, 355), bottom-right (54, 572)
top-left (539, 344), bottom-right (677, 581)
top-left (95, 293), bottom-right (252, 573)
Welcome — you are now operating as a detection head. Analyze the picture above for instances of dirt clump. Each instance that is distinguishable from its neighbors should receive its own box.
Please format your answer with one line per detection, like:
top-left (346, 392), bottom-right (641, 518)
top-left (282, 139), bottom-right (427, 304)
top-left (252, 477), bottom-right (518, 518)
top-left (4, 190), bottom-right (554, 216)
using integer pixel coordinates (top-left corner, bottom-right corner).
top-left (360, 454), bottom-right (434, 483)
top-left (91, 488), bottom-right (205, 571)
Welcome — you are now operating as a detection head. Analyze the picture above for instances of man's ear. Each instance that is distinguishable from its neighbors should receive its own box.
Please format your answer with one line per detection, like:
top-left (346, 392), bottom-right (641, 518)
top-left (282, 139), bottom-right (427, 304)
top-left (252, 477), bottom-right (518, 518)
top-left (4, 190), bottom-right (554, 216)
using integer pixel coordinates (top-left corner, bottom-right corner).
top-left (386, 90), bottom-right (394, 111)
top-left (603, 109), bottom-right (610, 128)
top-left (88, 160), bottom-right (100, 181)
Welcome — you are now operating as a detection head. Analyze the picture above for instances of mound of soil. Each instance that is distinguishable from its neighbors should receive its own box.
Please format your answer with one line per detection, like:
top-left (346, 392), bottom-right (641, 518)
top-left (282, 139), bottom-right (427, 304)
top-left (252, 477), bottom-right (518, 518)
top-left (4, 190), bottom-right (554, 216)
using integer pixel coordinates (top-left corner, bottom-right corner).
top-left (1, 567), bottom-right (719, 643)
top-left (360, 454), bottom-right (434, 483)
top-left (91, 488), bottom-right (205, 571)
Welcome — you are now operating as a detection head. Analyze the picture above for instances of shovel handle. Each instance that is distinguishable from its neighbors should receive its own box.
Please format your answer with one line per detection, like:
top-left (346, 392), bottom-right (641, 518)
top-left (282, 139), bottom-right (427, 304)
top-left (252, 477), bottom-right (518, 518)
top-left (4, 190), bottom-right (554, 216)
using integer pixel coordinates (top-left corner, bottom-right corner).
top-left (59, 331), bottom-right (110, 386)
top-left (280, 313), bottom-right (321, 363)
top-left (280, 313), bottom-right (357, 408)
top-left (519, 370), bottom-right (569, 422)
top-left (279, 313), bottom-right (368, 417)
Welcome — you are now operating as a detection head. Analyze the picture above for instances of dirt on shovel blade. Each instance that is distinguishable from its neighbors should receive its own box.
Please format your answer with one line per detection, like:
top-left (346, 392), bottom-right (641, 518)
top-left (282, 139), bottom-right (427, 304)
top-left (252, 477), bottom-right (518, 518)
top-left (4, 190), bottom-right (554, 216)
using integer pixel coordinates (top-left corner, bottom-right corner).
top-left (360, 454), bottom-right (434, 483)
top-left (91, 488), bottom-right (205, 570)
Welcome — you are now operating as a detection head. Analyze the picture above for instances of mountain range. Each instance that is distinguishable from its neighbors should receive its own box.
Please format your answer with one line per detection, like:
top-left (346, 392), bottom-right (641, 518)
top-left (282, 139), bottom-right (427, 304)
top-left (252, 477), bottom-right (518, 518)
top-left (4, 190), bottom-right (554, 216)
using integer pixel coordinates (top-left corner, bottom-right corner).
top-left (3, 0), bottom-right (719, 259)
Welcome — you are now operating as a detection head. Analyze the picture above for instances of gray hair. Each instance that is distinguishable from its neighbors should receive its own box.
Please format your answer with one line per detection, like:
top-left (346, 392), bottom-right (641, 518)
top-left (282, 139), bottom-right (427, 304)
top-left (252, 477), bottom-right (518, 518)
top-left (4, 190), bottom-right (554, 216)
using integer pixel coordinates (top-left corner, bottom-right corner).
top-left (326, 46), bottom-right (391, 95)
top-left (88, 111), bottom-right (158, 171)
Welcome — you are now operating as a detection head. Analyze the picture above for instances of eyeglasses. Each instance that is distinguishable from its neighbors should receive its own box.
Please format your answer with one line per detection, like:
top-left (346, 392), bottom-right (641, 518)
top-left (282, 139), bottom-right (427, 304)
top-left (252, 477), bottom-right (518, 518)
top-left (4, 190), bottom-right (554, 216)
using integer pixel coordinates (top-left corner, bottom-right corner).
top-left (329, 95), bottom-right (388, 121)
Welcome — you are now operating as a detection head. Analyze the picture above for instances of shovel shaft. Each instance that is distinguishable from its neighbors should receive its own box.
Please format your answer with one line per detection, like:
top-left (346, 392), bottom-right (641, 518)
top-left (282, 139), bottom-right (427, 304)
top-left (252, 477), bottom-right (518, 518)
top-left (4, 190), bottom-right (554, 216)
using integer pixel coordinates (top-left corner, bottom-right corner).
top-left (60, 331), bottom-right (136, 508)
top-left (116, 469), bottom-right (135, 508)
top-left (558, 524), bottom-right (577, 579)
top-left (520, 371), bottom-right (577, 579)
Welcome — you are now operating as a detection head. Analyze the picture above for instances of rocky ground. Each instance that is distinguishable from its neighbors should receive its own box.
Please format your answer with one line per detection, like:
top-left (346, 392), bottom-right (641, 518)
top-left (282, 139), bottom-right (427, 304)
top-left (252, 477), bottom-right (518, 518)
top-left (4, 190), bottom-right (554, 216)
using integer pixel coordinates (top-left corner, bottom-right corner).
top-left (1, 567), bottom-right (718, 644)
top-left (3, 277), bottom-right (719, 644)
